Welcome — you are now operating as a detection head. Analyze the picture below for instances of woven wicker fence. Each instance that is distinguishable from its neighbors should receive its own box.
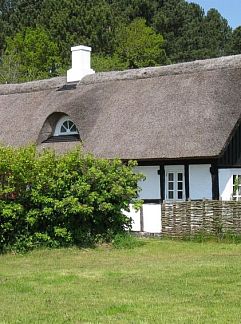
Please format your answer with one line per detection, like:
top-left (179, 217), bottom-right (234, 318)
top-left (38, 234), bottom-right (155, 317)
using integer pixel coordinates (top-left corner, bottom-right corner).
top-left (161, 200), bottom-right (241, 237)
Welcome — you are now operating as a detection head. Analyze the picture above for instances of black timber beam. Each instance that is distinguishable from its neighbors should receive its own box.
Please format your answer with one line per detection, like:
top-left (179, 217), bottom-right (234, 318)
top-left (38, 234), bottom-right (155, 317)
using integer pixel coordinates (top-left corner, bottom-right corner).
top-left (210, 163), bottom-right (219, 200)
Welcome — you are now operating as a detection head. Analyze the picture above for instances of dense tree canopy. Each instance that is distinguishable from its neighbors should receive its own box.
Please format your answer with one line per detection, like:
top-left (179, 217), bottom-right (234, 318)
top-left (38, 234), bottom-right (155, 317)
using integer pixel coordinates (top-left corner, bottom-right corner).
top-left (115, 18), bottom-right (168, 68)
top-left (0, 0), bottom-right (240, 83)
top-left (0, 27), bottom-right (61, 83)
top-left (230, 26), bottom-right (241, 55)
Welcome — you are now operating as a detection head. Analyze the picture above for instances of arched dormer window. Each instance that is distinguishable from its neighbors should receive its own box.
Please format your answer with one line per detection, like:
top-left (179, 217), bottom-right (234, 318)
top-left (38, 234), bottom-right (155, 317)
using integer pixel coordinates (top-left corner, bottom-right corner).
top-left (54, 115), bottom-right (79, 137)
top-left (38, 113), bottom-right (80, 144)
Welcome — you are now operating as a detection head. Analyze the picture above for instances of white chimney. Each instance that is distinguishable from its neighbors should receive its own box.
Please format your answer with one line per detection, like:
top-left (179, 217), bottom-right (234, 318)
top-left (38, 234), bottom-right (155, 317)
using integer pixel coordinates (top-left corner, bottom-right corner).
top-left (67, 45), bottom-right (95, 83)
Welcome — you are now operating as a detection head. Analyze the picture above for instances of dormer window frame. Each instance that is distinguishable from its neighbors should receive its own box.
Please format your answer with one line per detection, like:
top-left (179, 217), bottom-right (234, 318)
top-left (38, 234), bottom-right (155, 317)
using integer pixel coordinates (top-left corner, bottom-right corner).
top-left (54, 115), bottom-right (79, 137)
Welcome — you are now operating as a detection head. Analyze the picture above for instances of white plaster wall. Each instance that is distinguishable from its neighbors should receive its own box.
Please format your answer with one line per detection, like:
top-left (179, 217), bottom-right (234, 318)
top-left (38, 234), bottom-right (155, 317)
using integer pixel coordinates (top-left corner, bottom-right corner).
top-left (123, 205), bottom-right (141, 232)
top-left (189, 164), bottom-right (212, 200)
top-left (123, 204), bottom-right (162, 233)
top-left (219, 169), bottom-right (241, 201)
top-left (143, 204), bottom-right (162, 233)
top-left (134, 166), bottom-right (160, 199)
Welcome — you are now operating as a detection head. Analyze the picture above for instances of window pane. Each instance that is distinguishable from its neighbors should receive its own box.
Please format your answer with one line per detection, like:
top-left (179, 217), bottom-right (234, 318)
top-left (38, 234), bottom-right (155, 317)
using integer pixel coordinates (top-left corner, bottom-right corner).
top-left (166, 170), bottom-right (185, 200)
top-left (233, 175), bottom-right (241, 199)
top-left (178, 182), bottom-right (183, 190)
top-left (58, 118), bottom-right (79, 135)
top-left (178, 173), bottom-right (183, 181)
top-left (168, 191), bottom-right (174, 199)
top-left (178, 191), bottom-right (183, 199)
top-left (168, 173), bottom-right (174, 181)
top-left (233, 176), bottom-right (236, 193)
top-left (71, 125), bottom-right (77, 132)
top-left (168, 182), bottom-right (174, 190)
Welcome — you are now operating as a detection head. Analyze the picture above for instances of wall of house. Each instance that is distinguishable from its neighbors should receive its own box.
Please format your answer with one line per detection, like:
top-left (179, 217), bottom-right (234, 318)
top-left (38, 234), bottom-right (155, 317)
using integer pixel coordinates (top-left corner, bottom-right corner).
top-left (124, 166), bottom-right (161, 233)
top-left (124, 165), bottom-right (241, 233)
top-left (189, 164), bottom-right (212, 199)
top-left (123, 204), bottom-right (162, 233)
top-left (134, 166), bottom-right (160, 199)
top-left (128, 164), bottom-right (214, 233)
top-left (123, 205), bottom-right (141, 232)
top-left (219, 168), bottom-right (241, 200)
top-left (135, 164), bottom-right (213, 201)
top-left (219, 169), bottom-right (233, 200)
top-left (142, 204), bottom-right (162, 233)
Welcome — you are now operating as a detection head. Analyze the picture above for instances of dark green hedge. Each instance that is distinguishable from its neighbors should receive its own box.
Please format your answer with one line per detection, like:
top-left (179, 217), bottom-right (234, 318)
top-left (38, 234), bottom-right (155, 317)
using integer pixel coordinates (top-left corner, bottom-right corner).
top-left (0, 145), bottom-right (143, 252)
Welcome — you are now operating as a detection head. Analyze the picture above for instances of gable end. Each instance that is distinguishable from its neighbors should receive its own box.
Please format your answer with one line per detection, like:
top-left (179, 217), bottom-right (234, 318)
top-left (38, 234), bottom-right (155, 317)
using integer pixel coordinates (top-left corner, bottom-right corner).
top-left (219, 119), bottom-right (241, 167)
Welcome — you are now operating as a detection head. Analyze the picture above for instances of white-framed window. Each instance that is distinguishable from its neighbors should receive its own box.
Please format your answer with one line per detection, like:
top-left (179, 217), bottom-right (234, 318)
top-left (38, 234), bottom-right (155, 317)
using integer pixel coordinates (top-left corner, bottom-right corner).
top-left (232, 175), bottom-right (241, 201)
top-left (165, 166), bottom-right (185, 201)
top-left (54, 116), bottom-right (79, 136)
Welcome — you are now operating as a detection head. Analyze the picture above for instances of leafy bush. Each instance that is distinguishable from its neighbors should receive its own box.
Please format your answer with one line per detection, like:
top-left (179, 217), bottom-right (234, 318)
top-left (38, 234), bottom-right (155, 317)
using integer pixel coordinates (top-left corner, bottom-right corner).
top-left (0, 145), bottom-right (143, 253)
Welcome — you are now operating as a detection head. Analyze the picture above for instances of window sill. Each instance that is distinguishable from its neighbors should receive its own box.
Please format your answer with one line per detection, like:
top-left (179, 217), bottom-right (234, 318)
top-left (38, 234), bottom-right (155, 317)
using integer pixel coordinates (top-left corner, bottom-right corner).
top-left (42, 135), bottom-right (80, 143)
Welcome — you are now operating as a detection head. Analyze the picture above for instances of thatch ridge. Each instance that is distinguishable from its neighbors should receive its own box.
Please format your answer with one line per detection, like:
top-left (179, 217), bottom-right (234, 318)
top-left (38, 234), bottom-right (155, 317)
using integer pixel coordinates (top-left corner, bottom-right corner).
top-left (0, 76), bottom-right (66, 95)
top-left (1, 54), bottom-right (241, 95)
top-left (81, 54), bottom-right (241, 85)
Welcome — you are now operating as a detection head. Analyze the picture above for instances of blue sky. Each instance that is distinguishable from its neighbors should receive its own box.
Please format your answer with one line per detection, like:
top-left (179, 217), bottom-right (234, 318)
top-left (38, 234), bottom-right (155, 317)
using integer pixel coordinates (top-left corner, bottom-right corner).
top-left (186, 0), bottom-right (241, 29)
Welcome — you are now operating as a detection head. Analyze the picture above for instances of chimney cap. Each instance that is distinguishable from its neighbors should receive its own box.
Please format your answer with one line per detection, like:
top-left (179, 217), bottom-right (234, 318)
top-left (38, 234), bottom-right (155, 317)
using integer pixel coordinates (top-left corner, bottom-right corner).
top-left (71, 45), bottom-right (92, 52)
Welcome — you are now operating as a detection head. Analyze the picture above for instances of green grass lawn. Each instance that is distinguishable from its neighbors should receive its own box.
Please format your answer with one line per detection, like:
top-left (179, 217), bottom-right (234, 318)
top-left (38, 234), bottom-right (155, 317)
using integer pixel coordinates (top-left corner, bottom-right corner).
top-left (1, 239), bottom-right (241, 323)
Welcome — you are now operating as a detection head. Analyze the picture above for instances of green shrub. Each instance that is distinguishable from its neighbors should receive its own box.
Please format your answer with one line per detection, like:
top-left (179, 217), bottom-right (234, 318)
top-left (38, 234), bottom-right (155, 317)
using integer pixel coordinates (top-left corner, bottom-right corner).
top-left (0, 145), bottom-right (143, 252)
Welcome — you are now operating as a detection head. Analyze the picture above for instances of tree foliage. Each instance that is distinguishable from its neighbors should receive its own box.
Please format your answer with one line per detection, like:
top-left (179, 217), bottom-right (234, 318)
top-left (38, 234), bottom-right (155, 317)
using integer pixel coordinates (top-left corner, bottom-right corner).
top-left (0, 27), bottom-right (61, 82)
top-left (116, 18), bottom-right (168, 68)
top-left (92, 53), bottom-right (128, 72)
top-left (230, 27), bottom-right (241, 55)
top-left (0, 0), bottom-right (240, 83)
top-left (202, 9), bottom-right (232, 58)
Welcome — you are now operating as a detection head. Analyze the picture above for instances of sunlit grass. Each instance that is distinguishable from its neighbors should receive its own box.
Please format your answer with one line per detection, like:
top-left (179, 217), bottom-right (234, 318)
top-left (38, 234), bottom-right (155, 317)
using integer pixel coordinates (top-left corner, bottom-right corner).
top-left (1, 239), bottom-right (241, 323)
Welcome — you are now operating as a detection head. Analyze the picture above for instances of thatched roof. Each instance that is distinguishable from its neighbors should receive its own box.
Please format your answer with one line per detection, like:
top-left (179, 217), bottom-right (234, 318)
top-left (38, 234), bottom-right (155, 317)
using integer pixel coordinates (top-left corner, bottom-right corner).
top-left (1, 55), bottom-right (241, 161)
